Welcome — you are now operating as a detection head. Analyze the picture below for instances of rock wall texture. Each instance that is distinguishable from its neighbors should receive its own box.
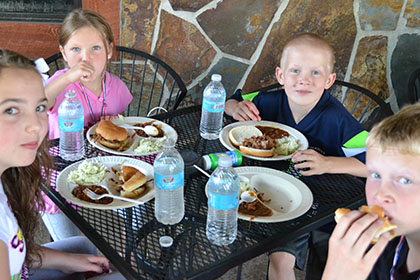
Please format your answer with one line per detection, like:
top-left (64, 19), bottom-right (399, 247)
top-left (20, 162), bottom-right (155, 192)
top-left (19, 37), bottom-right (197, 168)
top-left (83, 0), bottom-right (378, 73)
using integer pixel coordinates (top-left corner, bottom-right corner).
top-left (122, 0), bottom-right (420, 112)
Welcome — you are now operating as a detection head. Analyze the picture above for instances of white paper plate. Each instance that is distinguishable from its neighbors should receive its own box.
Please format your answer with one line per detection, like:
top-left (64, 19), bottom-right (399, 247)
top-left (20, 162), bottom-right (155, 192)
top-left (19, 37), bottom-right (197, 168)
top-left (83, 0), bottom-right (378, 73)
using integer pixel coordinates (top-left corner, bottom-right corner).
top-left (219, 120), bottom-right (308, 161)
top-left (87, 117), bottom-right (177, 156)
top-left (205, 166), bottom-right (313, 223)
top-left (56, 156), bottom-right (154, 209)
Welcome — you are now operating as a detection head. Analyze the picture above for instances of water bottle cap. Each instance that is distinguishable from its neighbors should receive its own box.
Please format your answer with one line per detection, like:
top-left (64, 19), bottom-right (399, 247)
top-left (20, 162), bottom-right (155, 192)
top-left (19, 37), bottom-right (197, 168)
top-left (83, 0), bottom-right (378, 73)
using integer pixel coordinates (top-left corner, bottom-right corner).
top-left (65, 90), bottom-right (77, 99)
top-left (162, 137), bottom-right (176, 148)
top-left (218, 154), bottom-right (232, 167)
top-left (159, 236), bottom-right (173, 247)
top-left (211, 74), bottom-right (222, 82)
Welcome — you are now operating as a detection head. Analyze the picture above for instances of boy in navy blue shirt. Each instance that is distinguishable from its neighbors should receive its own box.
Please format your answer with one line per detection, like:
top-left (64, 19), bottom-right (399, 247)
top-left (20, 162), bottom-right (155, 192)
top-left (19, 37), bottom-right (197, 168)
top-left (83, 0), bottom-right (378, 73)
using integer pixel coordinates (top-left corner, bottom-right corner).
top-left (225, 33), bottom-right (368, 279)
top-left (323, 104), bottom-right (420, 280)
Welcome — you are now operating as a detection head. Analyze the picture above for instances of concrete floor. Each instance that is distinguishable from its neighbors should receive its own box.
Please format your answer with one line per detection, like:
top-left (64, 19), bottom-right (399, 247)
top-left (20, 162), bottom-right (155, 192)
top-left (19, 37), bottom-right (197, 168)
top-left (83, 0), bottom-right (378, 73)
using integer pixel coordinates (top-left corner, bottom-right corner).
top-left (35, 222), bottom-right (305, 280)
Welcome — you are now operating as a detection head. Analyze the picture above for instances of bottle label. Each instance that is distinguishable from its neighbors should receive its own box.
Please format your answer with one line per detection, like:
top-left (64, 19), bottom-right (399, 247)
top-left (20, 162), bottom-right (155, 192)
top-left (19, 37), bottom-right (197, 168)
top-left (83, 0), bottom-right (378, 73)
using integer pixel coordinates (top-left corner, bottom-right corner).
top-left (59, 117), bottom-right (84, 133)
top-left (208, 191), bottom-right (239, 210)
top-left (209, 151), bottom-right (243, 169)
top-left (155, 171), bottom-right (184, 190)
top-left (202, 98), bottom-right (225, 113)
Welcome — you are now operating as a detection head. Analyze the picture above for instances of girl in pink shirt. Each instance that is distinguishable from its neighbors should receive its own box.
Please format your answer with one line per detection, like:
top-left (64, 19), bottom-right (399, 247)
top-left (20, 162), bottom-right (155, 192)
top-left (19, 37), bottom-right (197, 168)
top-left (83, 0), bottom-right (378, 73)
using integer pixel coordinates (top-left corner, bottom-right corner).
top-left (46, 9), bottom-right (132, 140)
top-left (43, 9), bottom-right (132, 240)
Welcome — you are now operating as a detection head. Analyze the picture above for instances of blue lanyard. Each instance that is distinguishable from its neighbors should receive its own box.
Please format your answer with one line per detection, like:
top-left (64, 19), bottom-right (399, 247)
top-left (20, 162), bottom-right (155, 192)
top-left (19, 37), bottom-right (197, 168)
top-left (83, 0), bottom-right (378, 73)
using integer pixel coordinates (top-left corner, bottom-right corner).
top-left (80, 79), bottom-right (106, 124)
top-left (390, 236), bottom-right (405, 280)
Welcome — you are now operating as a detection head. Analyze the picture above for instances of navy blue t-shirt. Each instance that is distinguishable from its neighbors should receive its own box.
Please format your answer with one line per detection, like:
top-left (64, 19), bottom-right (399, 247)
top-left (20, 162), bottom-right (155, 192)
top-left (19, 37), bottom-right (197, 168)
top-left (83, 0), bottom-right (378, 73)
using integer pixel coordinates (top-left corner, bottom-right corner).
top-left (229, 88), bottom-right (366, 162)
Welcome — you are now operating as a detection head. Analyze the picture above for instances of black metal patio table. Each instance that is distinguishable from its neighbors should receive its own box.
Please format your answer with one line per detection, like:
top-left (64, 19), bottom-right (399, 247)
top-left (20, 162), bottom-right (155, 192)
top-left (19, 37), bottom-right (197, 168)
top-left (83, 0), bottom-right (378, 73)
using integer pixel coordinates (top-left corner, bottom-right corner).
top-left (45, 105), bottom-right (366, 280)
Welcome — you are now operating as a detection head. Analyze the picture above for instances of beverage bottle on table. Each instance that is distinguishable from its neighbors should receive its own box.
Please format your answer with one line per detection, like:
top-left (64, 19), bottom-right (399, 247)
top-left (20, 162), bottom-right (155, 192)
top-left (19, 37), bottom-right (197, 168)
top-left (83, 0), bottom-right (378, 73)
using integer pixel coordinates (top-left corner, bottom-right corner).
top-left (154, 138), bottom-right (185, 225)
top-left (58, 90), bottom-right (85, 161)
top-left (201, 150), bottom-right (243, 170)
top-left (206, 155), bottom-right (240, 246)
top-left (200, 74), bottom-right (226, 140)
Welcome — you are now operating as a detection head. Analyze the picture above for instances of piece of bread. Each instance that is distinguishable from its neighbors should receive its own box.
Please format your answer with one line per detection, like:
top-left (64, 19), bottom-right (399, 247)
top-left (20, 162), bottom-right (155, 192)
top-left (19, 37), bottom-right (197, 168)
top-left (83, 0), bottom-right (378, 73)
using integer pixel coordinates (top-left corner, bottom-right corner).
top-left (119, 166), bottom-right (147, 193)
top-left (335, 205), bottom-right (397, 244)
top-left (120, 185), bottom-right (147, 198)
top-left (228, 125), bottom-right (262, 147)
top-left (239, 145), bottom-right (275, 158)
top-left (96, 120), bottom-right (128, 141)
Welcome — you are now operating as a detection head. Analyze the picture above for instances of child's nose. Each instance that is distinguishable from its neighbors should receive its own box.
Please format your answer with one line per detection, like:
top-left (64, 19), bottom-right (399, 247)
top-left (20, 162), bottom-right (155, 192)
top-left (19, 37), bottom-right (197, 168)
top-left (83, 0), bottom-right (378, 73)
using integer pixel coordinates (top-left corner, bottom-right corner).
top-left (374, 182), bottom-right (394, 205)
top-left (25, 113), bottom-right (43, 134)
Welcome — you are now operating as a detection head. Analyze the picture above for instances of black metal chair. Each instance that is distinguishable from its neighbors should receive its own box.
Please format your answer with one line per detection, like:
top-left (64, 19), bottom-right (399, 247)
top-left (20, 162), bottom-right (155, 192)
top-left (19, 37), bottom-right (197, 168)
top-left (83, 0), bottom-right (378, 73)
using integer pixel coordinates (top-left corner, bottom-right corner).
top-left (253, 80), bottom-right (393, 130)
top-left (45, 46), bottom-right (188, 117)
top-left (407, 67), bottom-right (420, 104)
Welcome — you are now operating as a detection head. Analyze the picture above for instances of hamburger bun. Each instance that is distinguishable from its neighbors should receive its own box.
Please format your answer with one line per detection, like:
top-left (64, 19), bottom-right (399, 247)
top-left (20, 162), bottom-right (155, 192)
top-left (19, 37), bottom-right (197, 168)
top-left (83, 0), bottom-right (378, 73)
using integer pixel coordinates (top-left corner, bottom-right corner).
top-left (95, 120), bottom-right (129, 150)
top-left (239, 145), bottom-right (275, 158)
top-left (335, 205), bottom-right (397, 244)
top-left (119, 166), bottom-right (148, 197)
top-left (228, 125), bottom-right (262, 147)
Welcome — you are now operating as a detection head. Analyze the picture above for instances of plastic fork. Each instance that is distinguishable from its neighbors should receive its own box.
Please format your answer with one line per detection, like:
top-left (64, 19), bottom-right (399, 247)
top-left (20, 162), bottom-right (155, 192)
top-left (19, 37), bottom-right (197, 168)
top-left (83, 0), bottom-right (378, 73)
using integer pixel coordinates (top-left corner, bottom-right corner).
top-left (83, 188), bottom-right (140, 204)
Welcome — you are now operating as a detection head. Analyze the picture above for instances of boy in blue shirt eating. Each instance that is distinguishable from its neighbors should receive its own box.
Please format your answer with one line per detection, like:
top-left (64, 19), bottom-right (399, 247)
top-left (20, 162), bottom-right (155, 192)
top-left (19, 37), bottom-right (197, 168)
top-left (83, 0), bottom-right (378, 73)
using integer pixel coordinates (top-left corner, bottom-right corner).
top-left (323, 103), bottom-right (420, 280)
top-left (225, 33), bottom-right (368, 279)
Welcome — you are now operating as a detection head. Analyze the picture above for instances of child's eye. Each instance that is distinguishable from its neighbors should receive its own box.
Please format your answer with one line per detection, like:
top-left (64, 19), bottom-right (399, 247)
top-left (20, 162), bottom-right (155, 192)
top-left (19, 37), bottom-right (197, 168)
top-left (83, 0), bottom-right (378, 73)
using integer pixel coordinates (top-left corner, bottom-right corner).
top-left (370, 172), bottom-right (381, 179)
top-left (5, 107), bottom-right (18, 115)
top-left (313, 71), bottom-right (320, 75)
top-left (36, 105), bottom-right (46, 112)
top-left (398, 177), bottom-right (412, 184)
top-left (291, 69), bottom-right (299, 74)
top-left (92, 46), bottom-right (101, 51)
top-left (71, 47), bottom-right (80, 52)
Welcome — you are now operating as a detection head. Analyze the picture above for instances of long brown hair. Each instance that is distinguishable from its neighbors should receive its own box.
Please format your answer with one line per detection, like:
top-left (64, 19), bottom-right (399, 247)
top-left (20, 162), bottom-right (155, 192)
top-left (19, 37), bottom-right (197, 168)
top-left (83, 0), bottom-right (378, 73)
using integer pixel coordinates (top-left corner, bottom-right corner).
top-left (0, 49), bottom-right (54, 268)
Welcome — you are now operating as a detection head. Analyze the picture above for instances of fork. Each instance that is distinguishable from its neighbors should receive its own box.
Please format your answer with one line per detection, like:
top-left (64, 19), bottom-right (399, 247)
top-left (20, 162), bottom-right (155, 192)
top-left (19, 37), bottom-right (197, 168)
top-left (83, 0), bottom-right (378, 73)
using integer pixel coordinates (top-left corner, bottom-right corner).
top-left (83, 188), bottom-right (141, 204)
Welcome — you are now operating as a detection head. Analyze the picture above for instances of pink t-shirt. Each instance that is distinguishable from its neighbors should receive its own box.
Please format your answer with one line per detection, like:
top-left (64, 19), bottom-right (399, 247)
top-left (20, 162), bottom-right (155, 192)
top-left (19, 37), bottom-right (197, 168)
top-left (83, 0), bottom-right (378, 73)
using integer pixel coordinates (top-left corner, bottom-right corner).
top-left (47, 69), bottom-right (132, 139)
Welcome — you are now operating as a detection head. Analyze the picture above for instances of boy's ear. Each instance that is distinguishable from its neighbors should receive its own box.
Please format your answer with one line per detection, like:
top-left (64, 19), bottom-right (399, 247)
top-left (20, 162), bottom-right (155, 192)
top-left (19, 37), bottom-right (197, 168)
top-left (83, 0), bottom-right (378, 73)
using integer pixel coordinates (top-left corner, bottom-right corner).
top-left (325, 72), bottom-right (336, 89)
top-left (59, 45), bottom-right (68, 62)
top-left (275, 67), bottom-right (285, 85)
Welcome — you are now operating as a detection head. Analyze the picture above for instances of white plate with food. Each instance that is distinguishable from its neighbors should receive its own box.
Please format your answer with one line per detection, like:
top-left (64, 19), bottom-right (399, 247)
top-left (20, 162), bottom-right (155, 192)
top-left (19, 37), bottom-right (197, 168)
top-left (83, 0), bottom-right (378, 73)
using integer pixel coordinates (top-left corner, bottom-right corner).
top-left (87, 117), bottom-right (178, 156)
top-left (219, 120), bottom-right (308, 161)
top-left (205, 166), bottom-right (313, 223)
top-left (56, 156), bottom-right (154, 209)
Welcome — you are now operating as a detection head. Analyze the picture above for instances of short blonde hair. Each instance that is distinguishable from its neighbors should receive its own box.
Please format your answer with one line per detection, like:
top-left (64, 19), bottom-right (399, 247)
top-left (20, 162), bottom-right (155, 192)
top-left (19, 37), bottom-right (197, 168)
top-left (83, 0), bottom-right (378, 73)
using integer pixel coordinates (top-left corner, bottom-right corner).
top-left (366, 103), bottom-right (420, 156)
top-left (59, 9), bottom-right (114, 56)
top-left (280, 33), bottom-right (336, 73)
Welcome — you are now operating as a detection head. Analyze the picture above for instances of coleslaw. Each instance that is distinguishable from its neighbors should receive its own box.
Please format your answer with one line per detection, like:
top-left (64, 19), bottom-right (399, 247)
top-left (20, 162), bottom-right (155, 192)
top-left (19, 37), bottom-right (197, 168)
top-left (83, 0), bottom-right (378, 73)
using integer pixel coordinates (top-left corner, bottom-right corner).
top-left (67, 160), bottom-right (107, 185)
top-left (133, 137), bottom-right (166, 154)
top-left (275, 136), bottom-right (300, 156)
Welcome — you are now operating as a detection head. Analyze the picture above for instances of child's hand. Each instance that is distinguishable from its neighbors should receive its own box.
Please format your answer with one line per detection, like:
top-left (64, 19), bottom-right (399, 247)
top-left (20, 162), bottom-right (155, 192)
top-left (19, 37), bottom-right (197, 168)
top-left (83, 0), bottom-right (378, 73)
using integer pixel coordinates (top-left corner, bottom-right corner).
top-left (322, 210), bottom-right (389, 280)
top-left (232, 100), bottom-right (261, 122)
top-left (59, 253), bottom-right (109, 275)
top-left (291, 149), bottom-right (330, 175)
top-left (65, 61), bottom-right (95, 83)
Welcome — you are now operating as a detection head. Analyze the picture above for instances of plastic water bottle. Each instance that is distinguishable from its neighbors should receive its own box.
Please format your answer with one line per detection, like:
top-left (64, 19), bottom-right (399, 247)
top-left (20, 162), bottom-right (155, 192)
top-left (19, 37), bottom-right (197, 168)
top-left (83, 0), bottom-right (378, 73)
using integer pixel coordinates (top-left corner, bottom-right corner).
top-left (58, 90), bottom-right (85, 161)
top-left (154, 138), bottom-right (185, 225)
top-left (206, 155), bottom-right (240, 246)
top-left (200, 74), bottom-right (226, 140)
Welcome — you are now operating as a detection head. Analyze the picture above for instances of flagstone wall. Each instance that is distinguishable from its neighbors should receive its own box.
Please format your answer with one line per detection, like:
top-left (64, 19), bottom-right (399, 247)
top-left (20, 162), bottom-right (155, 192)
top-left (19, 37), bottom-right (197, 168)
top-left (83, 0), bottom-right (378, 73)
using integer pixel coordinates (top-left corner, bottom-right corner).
top-left (122, 0), bottom-right (420, 112)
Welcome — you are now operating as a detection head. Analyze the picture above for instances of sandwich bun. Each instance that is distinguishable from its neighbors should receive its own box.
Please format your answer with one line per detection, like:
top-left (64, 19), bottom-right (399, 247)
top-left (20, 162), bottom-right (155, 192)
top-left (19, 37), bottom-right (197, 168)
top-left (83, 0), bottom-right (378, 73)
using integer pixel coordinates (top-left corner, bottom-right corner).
top-left (239, 145), bottom-right (275, 158)
top-left (119, 166), bottom-right (148, 197)
top-left (96, 120), bottom-right (128, 141)
top-left (228, 125), bottom-right (262, 147)
top-left (95, 120), bottom-right (129, 150)
top-left (335, 205), bottom-right (397, 244)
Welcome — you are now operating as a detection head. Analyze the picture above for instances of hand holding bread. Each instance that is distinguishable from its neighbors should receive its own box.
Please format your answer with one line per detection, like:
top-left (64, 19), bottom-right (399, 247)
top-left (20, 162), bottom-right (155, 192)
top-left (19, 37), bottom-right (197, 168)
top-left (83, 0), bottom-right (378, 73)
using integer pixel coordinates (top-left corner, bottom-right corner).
top-left (322, 205), bottom-right (394, 280)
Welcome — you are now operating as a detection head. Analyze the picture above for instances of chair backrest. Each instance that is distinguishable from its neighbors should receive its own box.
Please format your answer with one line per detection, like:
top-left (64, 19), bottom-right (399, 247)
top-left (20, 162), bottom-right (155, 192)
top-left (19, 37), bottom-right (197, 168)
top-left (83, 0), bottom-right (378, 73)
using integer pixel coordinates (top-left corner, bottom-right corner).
top-left (407, 67), bottom-right (420, 104)
top-left (44, 46), bottom-right (188, 117)
top-left (247, 80), bottom-right (393, 130)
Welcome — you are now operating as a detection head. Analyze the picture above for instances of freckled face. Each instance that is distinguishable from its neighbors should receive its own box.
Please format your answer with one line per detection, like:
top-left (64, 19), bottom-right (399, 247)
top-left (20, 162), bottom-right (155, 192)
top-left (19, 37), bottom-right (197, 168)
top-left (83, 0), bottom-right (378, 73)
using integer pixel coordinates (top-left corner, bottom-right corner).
top-left (365, 147), bottom-right (420, 237)
top-left (0, 68), bottom-right (48, 172)
top-left (276, 44), bottom-right (335, 112)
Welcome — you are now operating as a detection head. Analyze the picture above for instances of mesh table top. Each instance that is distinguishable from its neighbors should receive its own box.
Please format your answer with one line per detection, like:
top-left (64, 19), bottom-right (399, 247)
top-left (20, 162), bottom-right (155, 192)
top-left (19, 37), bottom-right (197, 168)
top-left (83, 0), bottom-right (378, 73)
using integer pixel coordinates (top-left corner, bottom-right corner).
top-left (46, 105), bottom-right (366, 280)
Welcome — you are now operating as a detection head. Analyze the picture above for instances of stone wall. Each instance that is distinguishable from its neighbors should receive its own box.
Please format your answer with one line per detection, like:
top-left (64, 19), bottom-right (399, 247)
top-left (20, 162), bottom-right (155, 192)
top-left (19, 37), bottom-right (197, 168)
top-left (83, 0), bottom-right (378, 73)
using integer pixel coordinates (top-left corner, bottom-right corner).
top-left (122, 0), bottom-right (420, 111)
